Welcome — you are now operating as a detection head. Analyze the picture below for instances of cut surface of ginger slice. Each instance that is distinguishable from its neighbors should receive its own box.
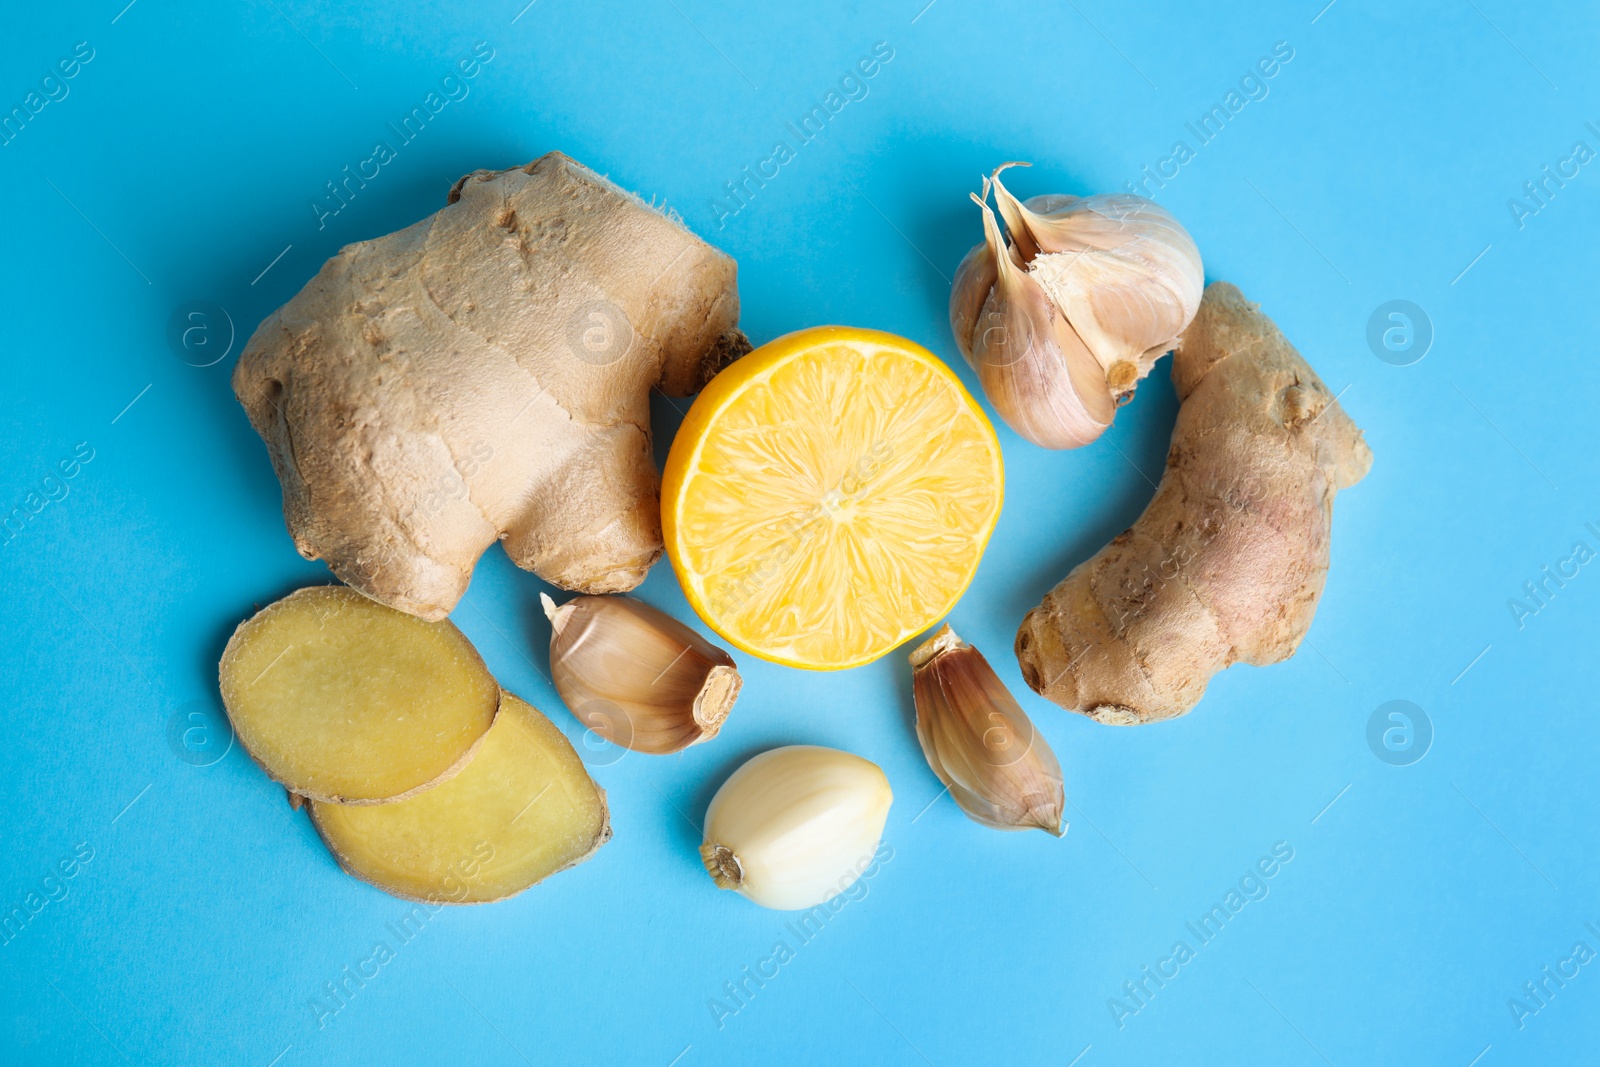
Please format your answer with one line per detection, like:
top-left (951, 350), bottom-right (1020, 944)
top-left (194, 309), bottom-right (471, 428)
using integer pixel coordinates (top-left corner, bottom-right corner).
top-left (219, 585), bottom-right (500, 804)
top-left (310, 692), bottom-right (611, 903)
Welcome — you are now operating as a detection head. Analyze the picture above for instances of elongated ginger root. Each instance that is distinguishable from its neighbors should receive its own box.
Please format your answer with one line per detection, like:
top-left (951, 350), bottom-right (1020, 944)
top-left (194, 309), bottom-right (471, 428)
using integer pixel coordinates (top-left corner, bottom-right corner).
top-left (1016, 282), bottom-right (1372, 725)
top-left (234, 152), bottom-right (750, 620)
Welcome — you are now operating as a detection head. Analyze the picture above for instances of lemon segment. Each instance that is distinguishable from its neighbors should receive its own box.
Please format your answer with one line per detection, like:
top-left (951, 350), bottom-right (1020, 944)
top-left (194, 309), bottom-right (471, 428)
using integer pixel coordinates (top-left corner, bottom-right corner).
top-left (662, 326), bottom-right (1004, 670)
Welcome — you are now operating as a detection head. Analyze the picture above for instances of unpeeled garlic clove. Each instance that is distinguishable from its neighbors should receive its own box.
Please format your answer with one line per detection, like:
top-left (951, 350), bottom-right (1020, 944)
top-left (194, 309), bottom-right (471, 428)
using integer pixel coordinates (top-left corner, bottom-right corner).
top-left (990, 163), bottom-right (1204, 390)
top-left (542, 593), bottom-right (740, 755)
top-left (950, 162), bottom-right (1204, 444)
top-left (949, 176), bottom-right (1000, 361)
top-left (909, 624), bottom-right (1065, 835)
top-left (955, 191), bottom-right (1115, 449)
top-left (700, 745), bottom-right (892, 910)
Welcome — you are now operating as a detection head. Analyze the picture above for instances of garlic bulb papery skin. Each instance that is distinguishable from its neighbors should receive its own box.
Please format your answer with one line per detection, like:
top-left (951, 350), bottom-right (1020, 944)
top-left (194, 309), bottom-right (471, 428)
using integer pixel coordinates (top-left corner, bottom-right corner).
top-left (700, 746), bottom-right (892, 910)
top-left (950, 162), bottom-right (1204, 448)
top-left (543, 593), bottom-right (741, 755)
top-left (910, 625), bottom-right (1065, 835)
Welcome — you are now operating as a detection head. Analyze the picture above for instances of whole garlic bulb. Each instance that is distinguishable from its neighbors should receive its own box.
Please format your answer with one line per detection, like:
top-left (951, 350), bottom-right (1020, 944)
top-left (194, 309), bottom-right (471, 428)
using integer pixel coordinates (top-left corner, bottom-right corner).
top-left (950, 162), bottom-right (1204, 449)
top-left (700, 746), bottom-right (892, 910)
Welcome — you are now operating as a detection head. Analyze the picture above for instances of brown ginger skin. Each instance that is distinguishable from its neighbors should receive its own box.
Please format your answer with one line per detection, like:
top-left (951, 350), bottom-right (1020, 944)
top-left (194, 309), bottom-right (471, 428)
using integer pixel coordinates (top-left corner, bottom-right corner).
top-left (233, 151), bottom-right (750, 620)
top-left (1016, 282), bottom-right (1372, 725)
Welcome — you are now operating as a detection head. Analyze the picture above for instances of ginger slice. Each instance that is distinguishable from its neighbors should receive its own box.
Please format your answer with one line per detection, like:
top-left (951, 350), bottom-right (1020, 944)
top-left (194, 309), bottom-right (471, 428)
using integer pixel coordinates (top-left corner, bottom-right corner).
top-left (219, 586), bottom-right (499, 804)
top-left (310, 692), bottom-right (611, 904)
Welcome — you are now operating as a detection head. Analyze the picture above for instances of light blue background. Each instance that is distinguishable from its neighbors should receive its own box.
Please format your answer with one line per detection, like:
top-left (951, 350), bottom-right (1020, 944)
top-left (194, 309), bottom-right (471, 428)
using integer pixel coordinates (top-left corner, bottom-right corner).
top-left (3, 1), bottom-right (1597, 1064)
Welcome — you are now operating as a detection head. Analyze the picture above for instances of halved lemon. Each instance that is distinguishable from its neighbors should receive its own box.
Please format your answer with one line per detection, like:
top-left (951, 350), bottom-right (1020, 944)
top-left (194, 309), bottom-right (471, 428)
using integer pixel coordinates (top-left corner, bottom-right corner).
top-left (662, 327), bottom-right (1004, 670)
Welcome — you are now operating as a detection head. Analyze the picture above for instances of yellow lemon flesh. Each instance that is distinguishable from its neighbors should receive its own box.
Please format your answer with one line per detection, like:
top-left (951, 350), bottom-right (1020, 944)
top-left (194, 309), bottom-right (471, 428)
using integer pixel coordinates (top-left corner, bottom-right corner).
top-left (662, 327), bottom-right (1004, 670)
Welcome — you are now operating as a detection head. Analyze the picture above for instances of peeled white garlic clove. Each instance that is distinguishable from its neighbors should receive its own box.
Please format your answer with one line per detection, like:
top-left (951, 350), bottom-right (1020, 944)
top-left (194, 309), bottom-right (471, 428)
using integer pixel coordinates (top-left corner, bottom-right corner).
top-left (700, 745), bottom-right (892, 910)
top-left (542, 593), bottom-right (740, 755)
top-left (950, 162), bottom-right (1204, 445)
top-left (954, 191), bottom-right (1114, 449)
top-left (910, 624), bottom-right (1065, 835)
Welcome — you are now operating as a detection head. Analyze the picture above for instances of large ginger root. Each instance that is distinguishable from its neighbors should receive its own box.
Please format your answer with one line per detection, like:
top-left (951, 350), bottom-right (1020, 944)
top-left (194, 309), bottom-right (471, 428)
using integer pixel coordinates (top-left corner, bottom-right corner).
top-left (234, 152), bottom-right (750, 620)
top-left (1016, 282), bottom-right (1372, 725)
